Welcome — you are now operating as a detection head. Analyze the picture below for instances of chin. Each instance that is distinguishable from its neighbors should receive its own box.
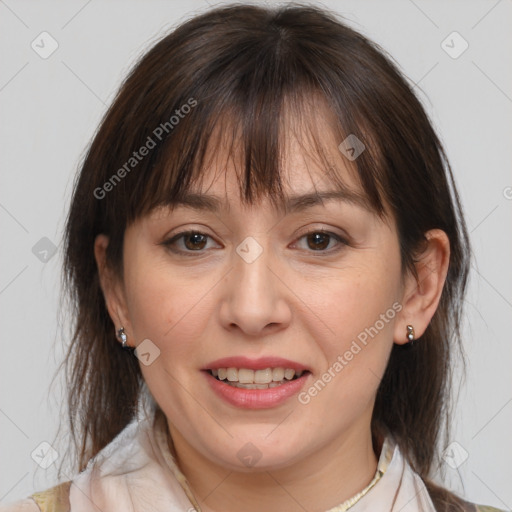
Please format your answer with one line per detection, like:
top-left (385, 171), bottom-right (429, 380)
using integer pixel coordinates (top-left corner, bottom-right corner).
top-left (204, 430), bottom-right (307, 472)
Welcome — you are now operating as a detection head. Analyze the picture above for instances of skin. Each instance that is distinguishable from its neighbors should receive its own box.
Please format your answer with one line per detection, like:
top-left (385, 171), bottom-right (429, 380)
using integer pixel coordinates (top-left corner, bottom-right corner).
top-left (95, 124), bottom-right (450, 512)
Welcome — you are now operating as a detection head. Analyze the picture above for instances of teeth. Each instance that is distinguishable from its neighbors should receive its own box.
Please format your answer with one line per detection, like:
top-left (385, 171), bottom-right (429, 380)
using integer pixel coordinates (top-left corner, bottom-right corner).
top-left (228, 382), bottom-right (270, 389)
top-left (227, 368), bottom-right (238, 382)
top-left (272, 367), bottom-right (284, 381)
top-left (284, 369), bottom-right (295, 380)
top-left (210, 367), bottom-right (305, 385)
top-left (254, 368), bottom-right (273, 384)
top-left (238, 368), bottom-right (254, 383)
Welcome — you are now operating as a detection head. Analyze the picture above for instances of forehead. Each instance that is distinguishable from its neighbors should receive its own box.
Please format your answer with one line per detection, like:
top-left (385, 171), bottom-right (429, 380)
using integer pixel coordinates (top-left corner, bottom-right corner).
top-left (137, 91), bottom-right (389, 225)
top-left (184, 105), bottom-right (370, 212)
top-left (184, 163), bottom-right (370, 218)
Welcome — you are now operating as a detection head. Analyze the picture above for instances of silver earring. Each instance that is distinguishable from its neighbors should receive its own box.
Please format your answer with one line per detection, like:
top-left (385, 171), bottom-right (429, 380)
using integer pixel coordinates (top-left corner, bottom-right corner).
top-left (406, 325), bottom-right (415, 345)
top-left (117, 327), bottom-right (128, 349)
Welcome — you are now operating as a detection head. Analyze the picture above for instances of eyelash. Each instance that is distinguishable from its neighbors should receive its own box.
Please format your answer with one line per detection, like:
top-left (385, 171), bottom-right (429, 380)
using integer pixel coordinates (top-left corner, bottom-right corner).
top-left (162, 229), bottom-right (349, 256)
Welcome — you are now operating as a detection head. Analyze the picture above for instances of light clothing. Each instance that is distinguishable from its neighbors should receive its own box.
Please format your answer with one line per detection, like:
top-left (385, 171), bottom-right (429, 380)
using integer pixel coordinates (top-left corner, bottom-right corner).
top-left (0, 385), bottom-right (503, 512)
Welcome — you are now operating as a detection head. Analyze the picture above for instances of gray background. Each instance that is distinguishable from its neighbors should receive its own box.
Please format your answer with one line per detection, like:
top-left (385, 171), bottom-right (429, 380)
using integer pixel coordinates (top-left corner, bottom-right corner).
top-left (1, 0), bottom-right (511, 508)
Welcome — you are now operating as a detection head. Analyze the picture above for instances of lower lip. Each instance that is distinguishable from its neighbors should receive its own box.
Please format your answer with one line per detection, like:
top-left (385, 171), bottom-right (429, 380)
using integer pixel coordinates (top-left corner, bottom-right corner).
top-left (204, 371), bottom-right (310, 409)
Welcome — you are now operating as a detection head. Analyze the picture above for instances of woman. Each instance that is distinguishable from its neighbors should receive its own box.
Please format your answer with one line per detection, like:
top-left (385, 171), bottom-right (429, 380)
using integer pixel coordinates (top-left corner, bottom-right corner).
top-left (1, 4), bottom-right (503, 511)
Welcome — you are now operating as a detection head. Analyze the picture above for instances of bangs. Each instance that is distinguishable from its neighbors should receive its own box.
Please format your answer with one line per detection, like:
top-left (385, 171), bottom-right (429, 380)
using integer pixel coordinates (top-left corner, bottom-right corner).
top-left (63, 5), bottom-right (471, 483)
top-left (125, 84), bottom-right (387, 224)
top-left (110, 19), bottom-right (389, 226)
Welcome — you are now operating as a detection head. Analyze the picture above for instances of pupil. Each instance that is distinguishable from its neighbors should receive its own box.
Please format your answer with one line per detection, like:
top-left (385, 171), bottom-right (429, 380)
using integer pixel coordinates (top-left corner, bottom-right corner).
top-left (307, 233), bottom-right (329, 250)
top-left (185, 233), bottom-right (207, 250)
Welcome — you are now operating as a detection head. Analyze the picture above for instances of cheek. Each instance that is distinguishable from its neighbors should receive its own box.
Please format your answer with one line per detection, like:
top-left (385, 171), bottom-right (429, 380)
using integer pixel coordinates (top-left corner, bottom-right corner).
top-left (309, 263), bottom-right (400, 349)
top-left (122, 256), bottom-right (217, 360)
top-left (306, 255), bottom-right (401, 395)
top-left (125, 254), bottom-right (228, 376)
top-left (122, 260), bottom-right (214, 407)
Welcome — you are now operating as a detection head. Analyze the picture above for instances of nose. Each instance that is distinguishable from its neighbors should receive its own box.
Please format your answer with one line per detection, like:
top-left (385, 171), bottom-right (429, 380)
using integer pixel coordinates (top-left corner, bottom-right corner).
top-left (219, 242), bottom-right (292, 337)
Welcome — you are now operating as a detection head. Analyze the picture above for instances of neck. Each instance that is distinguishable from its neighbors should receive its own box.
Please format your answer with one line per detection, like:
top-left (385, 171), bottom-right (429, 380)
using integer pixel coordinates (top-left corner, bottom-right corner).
top-left (168, 420), bottom-right (379, 512)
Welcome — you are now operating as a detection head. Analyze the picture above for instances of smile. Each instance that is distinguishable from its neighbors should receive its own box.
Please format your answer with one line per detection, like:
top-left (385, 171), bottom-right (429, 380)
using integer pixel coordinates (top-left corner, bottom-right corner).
top-left (203, 356), bottom-right (311, 408)
top-left (209, 367), bottom-right (305, 389)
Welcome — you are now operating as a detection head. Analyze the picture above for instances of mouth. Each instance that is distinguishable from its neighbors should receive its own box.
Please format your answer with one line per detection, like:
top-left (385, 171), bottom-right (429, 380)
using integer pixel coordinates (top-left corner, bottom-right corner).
top-left (207, 367), bottom-right (309, 389)
top-left (202, 357), bottom-right (312, 409)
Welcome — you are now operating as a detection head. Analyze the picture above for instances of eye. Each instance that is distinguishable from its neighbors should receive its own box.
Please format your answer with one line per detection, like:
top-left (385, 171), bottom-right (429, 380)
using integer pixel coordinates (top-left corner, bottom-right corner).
top-left (293, 230), bottom-right (348, 253)
top-left (162, 229), bottom-right (347, 255)
top-left (162, 230), bottom-right (220, 254)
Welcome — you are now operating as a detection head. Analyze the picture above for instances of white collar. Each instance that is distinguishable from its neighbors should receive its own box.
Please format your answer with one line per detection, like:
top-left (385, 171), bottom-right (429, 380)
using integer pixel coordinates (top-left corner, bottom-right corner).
top-left (69, 386), bottom-right (436, 512)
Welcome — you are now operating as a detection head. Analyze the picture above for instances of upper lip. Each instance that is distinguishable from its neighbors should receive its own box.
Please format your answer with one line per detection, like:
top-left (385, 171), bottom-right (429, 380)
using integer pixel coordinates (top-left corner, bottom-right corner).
top-left (204, 356), bottom-right (310, 372)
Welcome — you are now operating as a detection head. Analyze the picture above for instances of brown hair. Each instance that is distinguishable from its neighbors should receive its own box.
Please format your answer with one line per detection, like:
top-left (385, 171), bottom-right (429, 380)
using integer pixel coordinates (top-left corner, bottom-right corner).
top-left (59, 3), bottom-right (471, 510)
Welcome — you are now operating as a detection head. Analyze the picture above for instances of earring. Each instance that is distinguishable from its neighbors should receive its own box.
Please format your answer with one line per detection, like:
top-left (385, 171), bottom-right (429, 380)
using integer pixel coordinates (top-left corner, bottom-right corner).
top-left (117, 327), bottom-right (129, 349)
top-left (406, 325), bottom-right (415, 345)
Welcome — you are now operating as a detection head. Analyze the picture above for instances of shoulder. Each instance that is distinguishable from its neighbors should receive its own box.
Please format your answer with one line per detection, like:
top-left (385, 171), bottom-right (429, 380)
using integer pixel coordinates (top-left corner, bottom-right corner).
top-left (0, 499), bottom-right (40, 512)
top-left (0, 481), bottom-right (72, 512)
top-left (461, 500), bottom-right (507, 512)
top-left (29, 481), bottom-right (71, 512)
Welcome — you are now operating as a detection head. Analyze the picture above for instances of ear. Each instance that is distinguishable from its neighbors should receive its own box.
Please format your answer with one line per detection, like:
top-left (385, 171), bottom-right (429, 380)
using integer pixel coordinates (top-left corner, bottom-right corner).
top-left (393, 229), bottom-right (450, 345)
top-left (94, 234), bottom-right (133, 347)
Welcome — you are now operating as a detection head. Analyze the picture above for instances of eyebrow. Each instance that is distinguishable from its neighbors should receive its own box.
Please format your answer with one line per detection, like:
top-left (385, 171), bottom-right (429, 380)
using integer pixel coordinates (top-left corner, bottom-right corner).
top-left (169, 190), bottom-right (373, 214)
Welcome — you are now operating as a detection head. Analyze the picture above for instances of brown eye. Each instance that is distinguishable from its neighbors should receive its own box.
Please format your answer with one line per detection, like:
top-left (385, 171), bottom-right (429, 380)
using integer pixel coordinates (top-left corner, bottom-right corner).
top-left (162, 230), bottom-right (219, 255)
top-left (183, 233), bottom-right (208, 250)
top-left (292, 230), bottom-right (348, 254)
top-left (306, 232), bottom-right (331, 250)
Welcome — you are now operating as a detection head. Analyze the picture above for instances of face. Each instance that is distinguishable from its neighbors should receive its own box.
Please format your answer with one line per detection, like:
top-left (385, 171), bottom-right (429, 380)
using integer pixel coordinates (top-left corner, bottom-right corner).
top-left (105, 125), bottom-right (409, 474)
